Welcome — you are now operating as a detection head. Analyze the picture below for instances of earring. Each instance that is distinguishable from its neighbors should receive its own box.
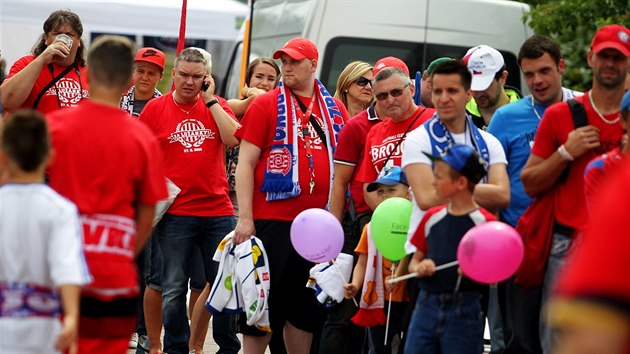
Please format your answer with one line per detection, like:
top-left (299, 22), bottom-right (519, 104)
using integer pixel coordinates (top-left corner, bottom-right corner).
top-left (344, 90), bottom-right (348, 93)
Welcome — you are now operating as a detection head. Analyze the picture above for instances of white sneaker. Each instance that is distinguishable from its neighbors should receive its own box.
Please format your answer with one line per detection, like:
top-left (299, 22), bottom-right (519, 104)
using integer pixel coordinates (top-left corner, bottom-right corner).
top-left (129, 332), bottom-right (139, 349)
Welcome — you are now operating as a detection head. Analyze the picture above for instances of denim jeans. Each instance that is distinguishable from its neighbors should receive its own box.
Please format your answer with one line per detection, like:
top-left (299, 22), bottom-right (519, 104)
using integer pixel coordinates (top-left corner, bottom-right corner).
top-left (405, 290), bottom-right (484, 354)
top-left (540, 231), bottom-right (573, 354)
top-left (156, 213), bottom-right (239, 354)
top-left (488, 286), bottom-right (505, 353)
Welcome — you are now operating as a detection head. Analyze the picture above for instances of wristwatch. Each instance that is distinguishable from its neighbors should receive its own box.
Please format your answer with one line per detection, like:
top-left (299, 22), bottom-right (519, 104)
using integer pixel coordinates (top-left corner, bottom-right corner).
top-left (206, 98), bottom-right (218, 108)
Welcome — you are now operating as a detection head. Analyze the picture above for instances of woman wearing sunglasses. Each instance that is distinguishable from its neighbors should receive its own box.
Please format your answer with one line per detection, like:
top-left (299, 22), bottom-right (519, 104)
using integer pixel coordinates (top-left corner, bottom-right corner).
top-left (334, 61), bottom-right (375, 117)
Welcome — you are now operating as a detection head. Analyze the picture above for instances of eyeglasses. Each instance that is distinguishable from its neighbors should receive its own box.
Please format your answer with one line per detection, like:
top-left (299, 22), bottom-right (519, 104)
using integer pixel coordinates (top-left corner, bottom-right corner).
top-left (355, 77), bottom-right (372, 87)
top-left (375, 84), bottom-right (409, 101)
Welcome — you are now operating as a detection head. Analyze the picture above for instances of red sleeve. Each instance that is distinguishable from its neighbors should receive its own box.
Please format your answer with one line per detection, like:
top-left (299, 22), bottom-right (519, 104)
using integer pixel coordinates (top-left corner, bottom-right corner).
top-left (530, 101), bottom-right (569, 159)
top-left (479, 208), bottom-right (497, 222)
top-left (235, 91), bottom-right (275, 149)
top-left (216, 96), bottom-right (237, 119)
top-left (6, 56), bottom-right (33, 80)
top-left (411, 208), bottom-right (439, 253)
top-left (355, 125), bottom-right (380, 183)
top-left (333, 117), bottom-right (362, 165)
top-left (136, 124), bottom-right (168, 205)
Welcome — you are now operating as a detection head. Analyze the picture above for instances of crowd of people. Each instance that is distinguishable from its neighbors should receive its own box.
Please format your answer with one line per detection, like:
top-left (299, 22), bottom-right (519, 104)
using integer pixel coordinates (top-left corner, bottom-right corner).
top-left (0, 8), bottom-right (629, 354)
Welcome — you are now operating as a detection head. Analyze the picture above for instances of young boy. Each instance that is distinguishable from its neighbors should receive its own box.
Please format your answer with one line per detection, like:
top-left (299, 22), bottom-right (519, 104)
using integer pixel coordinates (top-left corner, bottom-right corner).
top-left (0, 110), bottom-right (91, 353)
top-left (343, 165), bottom-right (410, 354)
top-left (404, 144), bottom-right (496, 354)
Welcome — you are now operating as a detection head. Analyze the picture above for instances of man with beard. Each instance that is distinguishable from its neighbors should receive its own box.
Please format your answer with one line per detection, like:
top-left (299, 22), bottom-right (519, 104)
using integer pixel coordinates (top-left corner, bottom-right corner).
top-left (521, 24), bottom-right (629, 354)
top-left (463, 45), bottom-right (522, 129)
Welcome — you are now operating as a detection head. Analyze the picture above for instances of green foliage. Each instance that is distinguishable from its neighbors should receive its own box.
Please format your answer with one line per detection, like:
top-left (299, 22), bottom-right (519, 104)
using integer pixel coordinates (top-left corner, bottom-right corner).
top-left (521, 0), bottom-right (630, 91)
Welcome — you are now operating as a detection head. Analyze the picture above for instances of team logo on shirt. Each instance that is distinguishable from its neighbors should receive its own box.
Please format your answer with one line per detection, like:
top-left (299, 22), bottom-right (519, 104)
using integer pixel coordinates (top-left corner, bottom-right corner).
top-left (47, 78), bottom-right (85, 106)
top-left (168, 118), bottom-right (215, 152)
top-left (267, 146), bottom-right (292, 175)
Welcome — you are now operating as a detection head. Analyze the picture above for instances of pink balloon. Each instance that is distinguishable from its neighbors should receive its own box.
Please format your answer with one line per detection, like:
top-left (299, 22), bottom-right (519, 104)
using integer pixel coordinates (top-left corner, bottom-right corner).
top-left (457, 221), bottom-right (524, 284)
top-left (290, 208), bottom-right (344, 263)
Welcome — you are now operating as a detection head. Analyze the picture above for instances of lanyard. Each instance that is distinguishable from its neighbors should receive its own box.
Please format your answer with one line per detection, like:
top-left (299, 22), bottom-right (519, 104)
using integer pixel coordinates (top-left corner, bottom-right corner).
top-left (291, 91), bottom-right (318, 194)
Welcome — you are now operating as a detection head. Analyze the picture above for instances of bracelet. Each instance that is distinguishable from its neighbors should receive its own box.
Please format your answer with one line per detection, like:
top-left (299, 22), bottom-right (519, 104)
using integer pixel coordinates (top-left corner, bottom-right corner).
top-left (206, 98), bottom-right (218, 108)
top-left (557, 144), bottom-right (574, 161)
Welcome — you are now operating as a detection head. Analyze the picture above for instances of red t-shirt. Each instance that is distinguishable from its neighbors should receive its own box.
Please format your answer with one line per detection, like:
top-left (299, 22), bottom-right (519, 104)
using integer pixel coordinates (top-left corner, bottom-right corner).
top-left (531, 93), bottom-right (623, 231)
top-left (583, 147), bottom-right (626, 212)
top-left (356, 107), bottom-right (434, 183)
top-left (235, 87), bottom-right (348, 221)
top-left (139, 92), bottom-right (236, 217)
top-left (6, 55), bottom-right (89, 114)
top-left (47, 100), bottom-right (167, 294)
top-left (333, 108), bottom-right (381, 214)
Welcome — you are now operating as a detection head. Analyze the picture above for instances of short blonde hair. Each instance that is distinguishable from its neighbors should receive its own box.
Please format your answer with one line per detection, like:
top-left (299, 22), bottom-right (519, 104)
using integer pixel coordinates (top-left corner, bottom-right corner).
top-left (334, 61), bottom-right (374, 108)
top-left (174, 47), bottom-right (212, 75)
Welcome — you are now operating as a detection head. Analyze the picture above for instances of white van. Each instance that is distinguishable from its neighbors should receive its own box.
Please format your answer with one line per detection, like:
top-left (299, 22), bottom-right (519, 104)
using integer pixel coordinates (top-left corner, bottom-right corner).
top-left (222, 0), bottom-right (534, 98)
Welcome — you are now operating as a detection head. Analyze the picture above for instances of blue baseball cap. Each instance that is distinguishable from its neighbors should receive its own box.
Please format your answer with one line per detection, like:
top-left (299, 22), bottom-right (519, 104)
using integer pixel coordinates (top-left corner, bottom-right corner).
top-left (622, 89), bottom-right (630, 113)
top-left (366, 166), bottom-right (409, 192)
top-left (423, 144), bottom-right (487, 183)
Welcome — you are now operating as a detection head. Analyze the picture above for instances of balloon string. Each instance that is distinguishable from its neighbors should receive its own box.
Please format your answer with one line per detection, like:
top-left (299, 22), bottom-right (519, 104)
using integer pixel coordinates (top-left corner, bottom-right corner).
top-left (331, 260), bottom-right (359, 307)
top-left (386, 260), bottom-right (459, 284)
top-left (384, 290), bottom-right (392, 346)
top-left (384, 262), bottom-right (395, 347)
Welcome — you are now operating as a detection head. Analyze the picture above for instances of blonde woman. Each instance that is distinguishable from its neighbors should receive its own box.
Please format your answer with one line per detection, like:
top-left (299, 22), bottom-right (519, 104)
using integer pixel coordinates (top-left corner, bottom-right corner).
top-left (334, 61), bottom-right (374, 117)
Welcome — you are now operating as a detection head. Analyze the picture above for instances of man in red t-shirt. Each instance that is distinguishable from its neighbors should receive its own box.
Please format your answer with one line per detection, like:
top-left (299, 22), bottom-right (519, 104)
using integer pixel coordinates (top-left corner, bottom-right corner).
top-left (324, 56), bottom-right (409, 354)
top-left (521, 24), bottom-right (629, 353)
top-left (138, 47), bottom-right (241, 354)
top-left (234, 37), bottom-right (348, 353)
top-left (355, 66), bottom-right (435, 210)
top-left (46, 35), bottom-right (167, 354)
top-left (1, 10), bottom-right (89, 114)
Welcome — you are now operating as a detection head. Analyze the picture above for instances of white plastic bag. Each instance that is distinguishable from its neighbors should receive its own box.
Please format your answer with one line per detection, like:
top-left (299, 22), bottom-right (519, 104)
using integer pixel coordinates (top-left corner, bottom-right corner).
top-left (153, 177), bottom-right (181, 227)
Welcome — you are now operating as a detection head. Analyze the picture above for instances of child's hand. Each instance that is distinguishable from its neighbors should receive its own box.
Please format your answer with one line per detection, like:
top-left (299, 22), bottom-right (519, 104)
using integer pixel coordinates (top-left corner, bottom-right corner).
top-left (416, 259), bottom-right (436, 277)
top-left (343, 283), bottom-right (359, 299)
top-left (55, 315), bottom-right (78, 353)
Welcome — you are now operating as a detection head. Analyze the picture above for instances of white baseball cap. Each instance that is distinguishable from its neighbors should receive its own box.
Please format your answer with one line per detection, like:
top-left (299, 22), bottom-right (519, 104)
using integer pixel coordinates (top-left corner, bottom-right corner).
top-left (463, 45), bottom-right (504, 91)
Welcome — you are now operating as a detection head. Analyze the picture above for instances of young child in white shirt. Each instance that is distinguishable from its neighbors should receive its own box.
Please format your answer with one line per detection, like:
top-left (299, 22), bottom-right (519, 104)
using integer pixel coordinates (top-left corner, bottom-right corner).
top-left (0, 110), bottom-right (91, 353)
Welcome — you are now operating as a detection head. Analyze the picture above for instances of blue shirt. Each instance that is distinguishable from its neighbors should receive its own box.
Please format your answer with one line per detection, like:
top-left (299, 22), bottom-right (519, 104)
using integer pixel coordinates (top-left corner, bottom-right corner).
top-left (487, 88), bottom-right (581, 226)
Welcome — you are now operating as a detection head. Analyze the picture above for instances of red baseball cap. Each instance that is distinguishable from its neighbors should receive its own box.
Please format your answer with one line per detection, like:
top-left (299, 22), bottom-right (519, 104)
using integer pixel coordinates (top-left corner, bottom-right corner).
top-left (590, 24), bottom-right (630, 57)
top-left (135, 47), bottom-right (166, 71)
top-left (273, 37), bottom-right (318, 61)
top-left (373, 56), bottom-right (410, 77)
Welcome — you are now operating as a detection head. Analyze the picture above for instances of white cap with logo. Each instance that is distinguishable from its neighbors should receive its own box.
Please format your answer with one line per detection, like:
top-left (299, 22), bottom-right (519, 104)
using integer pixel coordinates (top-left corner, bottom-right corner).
top-left (463, 45), bottom-right (505, 91)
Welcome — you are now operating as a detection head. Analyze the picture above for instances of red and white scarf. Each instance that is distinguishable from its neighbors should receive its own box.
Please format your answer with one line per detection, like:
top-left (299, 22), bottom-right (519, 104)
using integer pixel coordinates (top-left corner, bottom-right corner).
top-left (261, 79), bottom-right (344, 201)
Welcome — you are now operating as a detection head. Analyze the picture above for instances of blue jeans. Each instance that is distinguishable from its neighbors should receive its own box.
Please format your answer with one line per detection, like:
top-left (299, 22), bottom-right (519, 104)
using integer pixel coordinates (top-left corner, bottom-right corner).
top-left (157, 214), bottom-right (240, 354)
top-left (540, 231), bottom-right (573, 354)
top-left (405, 290), bottom-right (484, 354)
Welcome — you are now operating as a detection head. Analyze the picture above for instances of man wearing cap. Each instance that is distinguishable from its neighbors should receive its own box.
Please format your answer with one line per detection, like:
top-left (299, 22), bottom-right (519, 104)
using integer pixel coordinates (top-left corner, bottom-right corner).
top-left (138, 47), bottom-right (241, 354)
top-left (402, 59), bottom-right (509, 252)
top-left (521, 24), bottom-right (629, 354)
top-left (356, 66), bottom-right (435, 211)
top-left (324, 55), bottom-right (414, 354)
top-left (487, 35), bottom-right (582, 354)
top-left (121, 47), bottom-right (165, 117)
top-left (233, 37), bottom-right (348, 353)
top-left (418, 57), bottom-right (452, 108)
top-left (463, 45), bottom-right (522, 129)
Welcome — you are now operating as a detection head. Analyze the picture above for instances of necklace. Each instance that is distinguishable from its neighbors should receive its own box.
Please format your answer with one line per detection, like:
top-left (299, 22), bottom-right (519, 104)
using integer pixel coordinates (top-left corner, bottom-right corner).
top-left (589, 91), bottom-right (620, 124)
top-left (531, 96), bottom-right (543, 121)
top-left (172, 92), bottom-right (199, 115)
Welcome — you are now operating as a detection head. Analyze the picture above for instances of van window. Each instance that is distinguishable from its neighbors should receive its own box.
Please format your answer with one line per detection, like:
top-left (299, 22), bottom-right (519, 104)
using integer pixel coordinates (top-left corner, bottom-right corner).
top-left (320, 37), bottom-right (521, 95)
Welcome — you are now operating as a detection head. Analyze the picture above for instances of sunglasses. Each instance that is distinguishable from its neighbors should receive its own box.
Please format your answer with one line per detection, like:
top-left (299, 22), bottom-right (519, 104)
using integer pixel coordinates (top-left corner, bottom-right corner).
top-left (355, 77), bottom-right (372, 87)
top-left (375, 84), bottom-right (409, 101)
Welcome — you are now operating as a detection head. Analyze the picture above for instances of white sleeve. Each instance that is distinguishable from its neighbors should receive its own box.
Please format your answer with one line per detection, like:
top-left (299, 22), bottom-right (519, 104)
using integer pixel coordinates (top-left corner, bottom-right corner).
top-left (49, 202), bottom-right (91, 287)
top-left (481, 130), bottom-right (508, 165)
top-left (401, 126), bottom-right (432, 168)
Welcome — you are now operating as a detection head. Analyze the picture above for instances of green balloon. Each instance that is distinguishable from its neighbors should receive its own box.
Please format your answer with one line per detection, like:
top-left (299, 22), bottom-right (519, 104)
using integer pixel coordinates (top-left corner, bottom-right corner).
top-left (370, 197), bottom-right (412, 261)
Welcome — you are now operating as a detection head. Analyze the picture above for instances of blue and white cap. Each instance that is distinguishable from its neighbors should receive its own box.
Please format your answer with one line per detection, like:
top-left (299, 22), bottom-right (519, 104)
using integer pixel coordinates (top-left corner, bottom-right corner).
top-left (366, 166), bottom-right (409, 192)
